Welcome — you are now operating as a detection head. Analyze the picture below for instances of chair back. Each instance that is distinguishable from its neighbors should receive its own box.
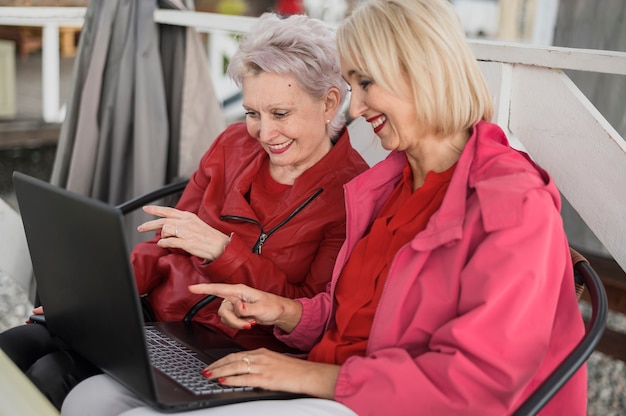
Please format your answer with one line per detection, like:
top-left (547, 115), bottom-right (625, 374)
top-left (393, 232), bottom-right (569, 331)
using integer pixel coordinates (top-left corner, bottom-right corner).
top-left (512, 248), bottom-right (608, 415)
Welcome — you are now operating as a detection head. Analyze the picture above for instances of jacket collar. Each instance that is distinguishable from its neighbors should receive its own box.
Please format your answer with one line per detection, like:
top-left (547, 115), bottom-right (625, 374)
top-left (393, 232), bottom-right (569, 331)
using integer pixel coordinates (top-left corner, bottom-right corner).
top-left (221, 125), bottom-right (357, 217)
top-left (345, 121), bottom-right (554, 251)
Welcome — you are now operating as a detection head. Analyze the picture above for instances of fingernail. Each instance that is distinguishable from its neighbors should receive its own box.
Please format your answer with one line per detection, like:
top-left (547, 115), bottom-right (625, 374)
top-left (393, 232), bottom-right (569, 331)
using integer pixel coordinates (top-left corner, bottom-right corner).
top-left (218, 377), bottom-right (227, 384)
top-left (243, 323), bottom-right (252, 330)
top-left (241, 302), bottom-right (245, 310)
top-left (201, 369), bottom-right (212, 378)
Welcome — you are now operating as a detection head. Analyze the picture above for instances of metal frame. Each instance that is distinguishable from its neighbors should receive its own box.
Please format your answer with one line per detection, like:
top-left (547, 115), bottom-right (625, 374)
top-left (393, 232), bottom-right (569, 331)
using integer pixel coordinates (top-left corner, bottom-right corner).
top-left (513, 261), bottom-right (608, 415)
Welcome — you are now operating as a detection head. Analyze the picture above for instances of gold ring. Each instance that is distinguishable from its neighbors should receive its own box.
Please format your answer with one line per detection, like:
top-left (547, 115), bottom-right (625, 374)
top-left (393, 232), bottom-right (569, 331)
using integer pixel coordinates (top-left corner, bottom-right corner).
top-left (242, 356), bottom-right (251, 374)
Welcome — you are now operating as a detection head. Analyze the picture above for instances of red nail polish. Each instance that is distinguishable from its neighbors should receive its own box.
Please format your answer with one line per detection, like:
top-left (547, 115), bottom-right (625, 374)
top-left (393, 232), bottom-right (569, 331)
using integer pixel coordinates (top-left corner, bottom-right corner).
top-left (241, 302), bottom-right (245, 310)
top-left (218, 377), bottom-right (227, 384)
top-left (243, 323), bottom-right (252, 330)
top-left (201, 369), bottom-right (212, 378)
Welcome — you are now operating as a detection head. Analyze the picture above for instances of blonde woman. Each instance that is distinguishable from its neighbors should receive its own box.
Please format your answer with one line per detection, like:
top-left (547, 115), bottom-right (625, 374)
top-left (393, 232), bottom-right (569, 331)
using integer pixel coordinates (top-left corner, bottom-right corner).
top-left (64, 1), bottom-right (585, 415)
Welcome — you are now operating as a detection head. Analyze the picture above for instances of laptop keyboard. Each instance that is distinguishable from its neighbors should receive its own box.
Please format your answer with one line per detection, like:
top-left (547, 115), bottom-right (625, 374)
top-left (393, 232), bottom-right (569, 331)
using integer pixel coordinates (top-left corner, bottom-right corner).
top-left (145, 327), bottom-right (253, 395)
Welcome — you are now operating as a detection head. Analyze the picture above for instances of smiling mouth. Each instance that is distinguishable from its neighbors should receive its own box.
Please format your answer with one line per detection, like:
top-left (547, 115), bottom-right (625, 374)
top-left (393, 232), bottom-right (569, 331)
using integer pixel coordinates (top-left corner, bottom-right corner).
top-left (268, 139), bottom-right (295, 153)
top-left (367, 114), bottom-right (387, 133)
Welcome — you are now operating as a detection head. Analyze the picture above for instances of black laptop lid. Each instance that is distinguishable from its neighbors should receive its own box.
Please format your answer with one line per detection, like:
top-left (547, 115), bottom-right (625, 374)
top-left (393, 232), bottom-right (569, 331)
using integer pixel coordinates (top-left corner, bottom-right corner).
top-left (14, 172), bottom-right (308, 411)
top-left (13, 171), bottom-right (157, 401)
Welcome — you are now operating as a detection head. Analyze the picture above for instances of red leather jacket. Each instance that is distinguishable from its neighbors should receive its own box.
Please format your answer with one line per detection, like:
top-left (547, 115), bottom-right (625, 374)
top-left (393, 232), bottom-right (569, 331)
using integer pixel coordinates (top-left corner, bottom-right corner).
top-left (132, 122), bottom-right (368, 337)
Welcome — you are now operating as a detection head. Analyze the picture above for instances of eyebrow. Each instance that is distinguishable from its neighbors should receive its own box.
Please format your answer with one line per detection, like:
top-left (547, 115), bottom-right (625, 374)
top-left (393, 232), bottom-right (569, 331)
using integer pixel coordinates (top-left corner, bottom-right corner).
top-left (242, 102), bottom-right (292, 111)
top-left (343, 69), bottom-right (360, 82)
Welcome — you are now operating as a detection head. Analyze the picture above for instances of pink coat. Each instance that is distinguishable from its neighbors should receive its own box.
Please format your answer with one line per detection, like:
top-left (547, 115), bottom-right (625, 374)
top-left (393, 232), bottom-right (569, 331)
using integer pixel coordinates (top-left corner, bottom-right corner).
top-left (278, 121), bottom-right (586, 415)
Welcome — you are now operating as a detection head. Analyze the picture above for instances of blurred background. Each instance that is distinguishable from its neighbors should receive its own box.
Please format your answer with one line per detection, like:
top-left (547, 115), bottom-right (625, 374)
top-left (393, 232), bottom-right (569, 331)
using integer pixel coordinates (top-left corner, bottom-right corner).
top-left (0, 1), bottom-right (625, 414)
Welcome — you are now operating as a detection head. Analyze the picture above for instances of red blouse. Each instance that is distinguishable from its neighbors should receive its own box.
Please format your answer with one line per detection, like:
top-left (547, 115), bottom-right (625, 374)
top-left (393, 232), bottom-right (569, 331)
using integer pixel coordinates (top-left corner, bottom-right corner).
top-left (308, 158), bottom-right (456, 364)
top-left (250, 158), bottom-right (292, 227)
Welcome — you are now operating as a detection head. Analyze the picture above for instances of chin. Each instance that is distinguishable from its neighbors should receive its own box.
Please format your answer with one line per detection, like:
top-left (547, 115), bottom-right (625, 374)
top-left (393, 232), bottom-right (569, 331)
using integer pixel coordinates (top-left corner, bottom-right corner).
top-left (268, 155), bottom-right (294, 167)
top-left (378, 137), bottom-right (397, 152)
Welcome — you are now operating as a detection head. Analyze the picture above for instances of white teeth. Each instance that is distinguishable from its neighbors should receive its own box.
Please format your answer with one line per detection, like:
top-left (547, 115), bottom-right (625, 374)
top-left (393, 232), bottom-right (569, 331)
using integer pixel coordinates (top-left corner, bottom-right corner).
top-left (371, 115), bottom-right (386, 129)
top-left (269, 139), bottom-right (295, 150)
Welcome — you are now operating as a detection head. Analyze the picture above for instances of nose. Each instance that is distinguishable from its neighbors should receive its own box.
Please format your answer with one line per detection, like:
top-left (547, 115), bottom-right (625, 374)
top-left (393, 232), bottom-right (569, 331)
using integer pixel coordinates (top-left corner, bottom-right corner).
top-left (348, 89), bottom-right (367, 119)
top-left (252, 117), bottom-right (278, 142)
top-left (259, 121), bottom-right (277, 142)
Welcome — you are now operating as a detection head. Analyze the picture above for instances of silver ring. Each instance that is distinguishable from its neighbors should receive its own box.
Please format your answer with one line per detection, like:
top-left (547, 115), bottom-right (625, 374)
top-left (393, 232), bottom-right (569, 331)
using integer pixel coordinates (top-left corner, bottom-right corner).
top-left (221, 299), bottom-right (232, 305)
top-left (242, 356), bottom-right (251, 374)
top-left (175, 225), bottom-right (179, 238)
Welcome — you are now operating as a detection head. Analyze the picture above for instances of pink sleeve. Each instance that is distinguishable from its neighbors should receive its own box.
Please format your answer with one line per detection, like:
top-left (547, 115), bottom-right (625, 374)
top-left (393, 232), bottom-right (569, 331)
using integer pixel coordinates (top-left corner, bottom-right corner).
top-left (334, 190), bottom-right (584, 415)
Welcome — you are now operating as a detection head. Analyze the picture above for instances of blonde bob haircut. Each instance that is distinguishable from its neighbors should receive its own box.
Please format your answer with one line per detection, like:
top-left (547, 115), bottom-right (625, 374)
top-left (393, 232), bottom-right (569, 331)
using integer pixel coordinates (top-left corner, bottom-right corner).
top-left (337, 0), bottom-right (494, 137)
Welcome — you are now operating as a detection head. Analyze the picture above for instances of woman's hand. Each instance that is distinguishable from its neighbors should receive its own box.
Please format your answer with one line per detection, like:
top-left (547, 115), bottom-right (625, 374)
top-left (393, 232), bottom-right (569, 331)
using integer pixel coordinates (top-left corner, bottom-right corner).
top-left (138, 205), bottom-right (230, 261)
top-left (203, 348), bottom-right (340, 399)
top-left (188, 283), bottom-right (303, 333)
top-left (25, 306), bottom-right (44, 323)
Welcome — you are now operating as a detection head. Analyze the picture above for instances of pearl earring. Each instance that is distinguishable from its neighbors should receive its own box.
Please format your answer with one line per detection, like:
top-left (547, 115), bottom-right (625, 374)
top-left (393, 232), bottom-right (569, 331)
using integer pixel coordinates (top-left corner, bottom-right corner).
top-left (326, 119), bottom-right (331, 124)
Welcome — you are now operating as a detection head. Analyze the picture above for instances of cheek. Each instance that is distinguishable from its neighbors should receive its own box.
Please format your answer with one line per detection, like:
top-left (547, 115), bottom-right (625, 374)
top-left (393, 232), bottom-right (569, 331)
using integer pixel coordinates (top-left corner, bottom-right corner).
top-left (279, 119), bottom-right (305, 140)
top-left (294, 123), bottom-right (323, 147)
top-left (245, 119), bottom-right (260, 138)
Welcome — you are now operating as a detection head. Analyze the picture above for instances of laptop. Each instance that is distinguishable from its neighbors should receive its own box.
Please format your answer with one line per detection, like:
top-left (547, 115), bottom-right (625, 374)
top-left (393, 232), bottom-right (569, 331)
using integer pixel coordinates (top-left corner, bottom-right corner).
top-left (12, 171), bottom-right (305, 412)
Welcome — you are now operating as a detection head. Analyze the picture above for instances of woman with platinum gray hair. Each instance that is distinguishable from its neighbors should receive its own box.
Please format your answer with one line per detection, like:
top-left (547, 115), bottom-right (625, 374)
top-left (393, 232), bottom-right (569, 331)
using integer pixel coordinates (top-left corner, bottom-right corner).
top-left (1, 11), bottom-right (367, 412)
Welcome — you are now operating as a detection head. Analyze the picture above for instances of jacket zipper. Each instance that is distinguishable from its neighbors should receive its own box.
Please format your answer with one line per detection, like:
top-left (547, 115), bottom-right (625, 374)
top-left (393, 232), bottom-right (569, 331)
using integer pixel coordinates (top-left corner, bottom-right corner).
top-left (221, 188), bottom-right (324, 254)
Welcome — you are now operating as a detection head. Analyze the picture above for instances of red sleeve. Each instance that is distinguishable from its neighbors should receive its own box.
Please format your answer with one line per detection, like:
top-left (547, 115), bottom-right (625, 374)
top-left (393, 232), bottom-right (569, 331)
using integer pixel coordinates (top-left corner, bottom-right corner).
top-left (131, 137), bottom-right (218, 294)
top-left (195, 212), bottom-right (345, 299)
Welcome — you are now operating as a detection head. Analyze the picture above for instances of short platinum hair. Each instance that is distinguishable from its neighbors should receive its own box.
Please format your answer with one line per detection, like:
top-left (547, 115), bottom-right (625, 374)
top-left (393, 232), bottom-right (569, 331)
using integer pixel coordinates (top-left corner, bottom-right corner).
top-left (228, 13), bottom-right (347, 138)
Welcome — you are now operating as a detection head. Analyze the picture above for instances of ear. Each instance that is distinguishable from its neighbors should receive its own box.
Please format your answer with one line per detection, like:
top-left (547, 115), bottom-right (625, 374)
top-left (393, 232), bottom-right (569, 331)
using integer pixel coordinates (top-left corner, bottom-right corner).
top-left (323, 87), bottom-right (341, 120)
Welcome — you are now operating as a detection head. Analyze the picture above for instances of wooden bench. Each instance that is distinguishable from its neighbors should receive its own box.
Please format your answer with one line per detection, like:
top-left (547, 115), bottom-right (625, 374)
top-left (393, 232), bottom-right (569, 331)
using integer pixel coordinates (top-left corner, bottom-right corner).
top-left (0, 25), bottom-right (80, 60)
top-left (0, 25), bottom-right (42, 60)
top-left (59, 26), bottom-right (79, 57)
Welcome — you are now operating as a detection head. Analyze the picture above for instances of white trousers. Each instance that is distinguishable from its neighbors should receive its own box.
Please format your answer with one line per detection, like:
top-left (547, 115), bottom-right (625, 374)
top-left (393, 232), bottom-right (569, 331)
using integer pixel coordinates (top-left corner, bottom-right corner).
top-left (61, 374), bottom-right (357, 416)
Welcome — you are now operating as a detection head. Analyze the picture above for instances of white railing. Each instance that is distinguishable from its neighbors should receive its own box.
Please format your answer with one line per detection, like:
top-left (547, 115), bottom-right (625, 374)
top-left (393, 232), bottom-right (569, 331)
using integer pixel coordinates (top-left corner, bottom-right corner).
top-left (0, 6), bottom-right (253, 123)
top-left (153, 9), bottom-right (256, 116)
top-left (469, 41), bottom-right (626, 273)
top-left (0, 6), bottom-right (625, 272)
top-left (0, 7), bottom-right (85, 123)
top-left (0, 7), bottom-right (256, 123)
